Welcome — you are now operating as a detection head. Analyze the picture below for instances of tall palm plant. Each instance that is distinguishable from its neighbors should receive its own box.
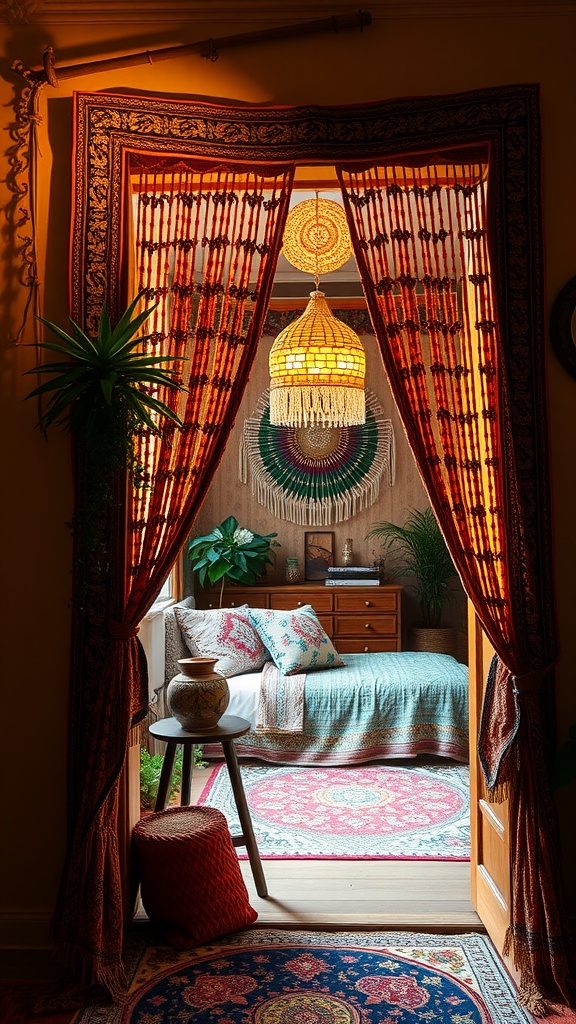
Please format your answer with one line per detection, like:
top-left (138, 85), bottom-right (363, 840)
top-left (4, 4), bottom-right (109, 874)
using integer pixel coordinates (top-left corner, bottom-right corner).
top-left (366, 506), bottom-right (458, 629)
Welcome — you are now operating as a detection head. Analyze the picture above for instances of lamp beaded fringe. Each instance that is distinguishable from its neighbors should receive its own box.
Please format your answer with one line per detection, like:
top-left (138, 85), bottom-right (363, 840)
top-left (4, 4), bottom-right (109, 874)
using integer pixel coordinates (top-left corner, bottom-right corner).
top-left (269, 384), bottom-right (366, 428)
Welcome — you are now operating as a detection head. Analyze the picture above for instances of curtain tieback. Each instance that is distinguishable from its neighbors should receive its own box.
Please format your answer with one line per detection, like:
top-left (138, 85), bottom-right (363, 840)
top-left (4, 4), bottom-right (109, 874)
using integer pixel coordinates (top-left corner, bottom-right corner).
top-left (512, 664), bottom-right (555, 693)
top-left (108, 620), bottom-right (140, 640)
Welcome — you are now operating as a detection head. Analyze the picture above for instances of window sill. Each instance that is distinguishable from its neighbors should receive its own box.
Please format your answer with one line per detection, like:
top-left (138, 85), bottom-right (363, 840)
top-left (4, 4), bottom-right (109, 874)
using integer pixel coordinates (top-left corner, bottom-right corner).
top-left (142, 598), bottom-right (176, 622)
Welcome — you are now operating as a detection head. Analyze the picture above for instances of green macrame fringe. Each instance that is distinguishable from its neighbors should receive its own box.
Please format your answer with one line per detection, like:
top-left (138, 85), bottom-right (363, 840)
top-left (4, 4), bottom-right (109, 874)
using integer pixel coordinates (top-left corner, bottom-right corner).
top-left (240, 389), bottom-right (395, 526)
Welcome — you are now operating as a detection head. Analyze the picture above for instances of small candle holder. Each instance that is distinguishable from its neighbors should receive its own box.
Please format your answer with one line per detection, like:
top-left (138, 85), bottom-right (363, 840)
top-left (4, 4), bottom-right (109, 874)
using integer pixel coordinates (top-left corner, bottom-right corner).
top-left (342, 538), bottom-right (353, 566)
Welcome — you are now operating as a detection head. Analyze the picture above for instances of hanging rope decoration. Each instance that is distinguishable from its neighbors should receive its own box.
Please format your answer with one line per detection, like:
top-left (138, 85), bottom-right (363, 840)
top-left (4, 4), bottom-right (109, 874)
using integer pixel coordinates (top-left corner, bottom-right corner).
top-left (269, 196), bottom-right (366, 428)
top-left (240, 389), bottom-right (395, 526)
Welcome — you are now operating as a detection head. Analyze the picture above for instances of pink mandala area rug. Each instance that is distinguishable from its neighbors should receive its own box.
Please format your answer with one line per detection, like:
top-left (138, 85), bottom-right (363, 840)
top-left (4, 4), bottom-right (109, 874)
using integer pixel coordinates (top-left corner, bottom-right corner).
top-left (198, 762), bottom-right (470, 860)
top-left (74, 928), bottom-right (534, 1024)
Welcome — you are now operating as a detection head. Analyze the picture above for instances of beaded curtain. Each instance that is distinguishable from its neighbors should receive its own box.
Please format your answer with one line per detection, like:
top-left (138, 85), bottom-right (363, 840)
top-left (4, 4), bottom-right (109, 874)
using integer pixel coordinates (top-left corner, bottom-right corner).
top-left (52, 157), bottom-right (293, 1001)
top-left (129, 160), bottom-right (294, 609)
top-left (338, 161), bottom-right (507, 647)
top-left (338, 157), bottom-right (571, 1009)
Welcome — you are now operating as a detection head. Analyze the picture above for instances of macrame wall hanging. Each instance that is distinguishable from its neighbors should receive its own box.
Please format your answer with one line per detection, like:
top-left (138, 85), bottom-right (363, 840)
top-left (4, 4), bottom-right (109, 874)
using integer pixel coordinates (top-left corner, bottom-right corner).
top-left (239, 388), bottom-right (395, 526)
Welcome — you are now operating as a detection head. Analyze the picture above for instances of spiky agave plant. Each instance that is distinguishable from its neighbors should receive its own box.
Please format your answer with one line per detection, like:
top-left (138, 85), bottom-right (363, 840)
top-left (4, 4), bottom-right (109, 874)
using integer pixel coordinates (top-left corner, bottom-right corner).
top-left (26, 291), bottom-right (184, 439)
top-left (25, 292), bottom-right (186, 600)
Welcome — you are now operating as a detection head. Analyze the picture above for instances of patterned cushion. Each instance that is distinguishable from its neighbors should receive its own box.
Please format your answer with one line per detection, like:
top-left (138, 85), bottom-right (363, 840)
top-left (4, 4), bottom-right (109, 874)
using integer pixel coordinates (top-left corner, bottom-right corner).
top-left (247, 605), bottom-right (344, 675)
top-left (174, 605), bottom-right (269, 678)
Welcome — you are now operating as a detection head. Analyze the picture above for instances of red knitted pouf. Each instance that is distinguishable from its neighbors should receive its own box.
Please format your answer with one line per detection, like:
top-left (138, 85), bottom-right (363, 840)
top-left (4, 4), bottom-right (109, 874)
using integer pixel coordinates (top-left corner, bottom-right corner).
top-left (133, 805), bottom-right (258, 948)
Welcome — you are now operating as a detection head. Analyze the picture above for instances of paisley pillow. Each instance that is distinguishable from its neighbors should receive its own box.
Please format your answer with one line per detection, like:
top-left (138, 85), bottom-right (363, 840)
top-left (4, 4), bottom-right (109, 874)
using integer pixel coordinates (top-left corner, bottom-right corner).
top-left (174, 605), bottom-right (269, 678)
top-left (247, 605), bottom-right (343, 675)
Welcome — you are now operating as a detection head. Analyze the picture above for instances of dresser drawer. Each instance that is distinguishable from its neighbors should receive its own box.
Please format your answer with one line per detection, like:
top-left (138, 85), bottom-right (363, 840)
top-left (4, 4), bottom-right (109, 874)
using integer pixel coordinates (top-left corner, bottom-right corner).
top-left (270, 591), bottom-right (333, 613)
top-left (334, 613), bottom-right (398, 637)
top-left (337, 639), bottom-right (399, 653)
top-left (317, 615), bottom-right (334, 637)
top-left (334, 590), bottom-right (399, 613)
top-left (195, 585), bottom-right (402, 652)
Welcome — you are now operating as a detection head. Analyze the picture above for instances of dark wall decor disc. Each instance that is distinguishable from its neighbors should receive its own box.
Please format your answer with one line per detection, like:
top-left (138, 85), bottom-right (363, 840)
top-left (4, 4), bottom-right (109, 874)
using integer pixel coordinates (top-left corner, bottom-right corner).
top-left (550, 275), bottom-right (576, 379)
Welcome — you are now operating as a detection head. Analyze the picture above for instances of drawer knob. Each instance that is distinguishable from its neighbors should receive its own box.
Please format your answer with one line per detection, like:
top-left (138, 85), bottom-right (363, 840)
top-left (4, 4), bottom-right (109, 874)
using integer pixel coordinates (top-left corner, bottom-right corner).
top-left (365, 600), bottom-right (371, 607)
top-left (208, 603), bottom-right (213, 608)
top-left (365, 623), bottom-right (371, 629)
top-left (364, 645), bottom-right (369, 652)
top-left (297, 601), bottom-right (302, 606)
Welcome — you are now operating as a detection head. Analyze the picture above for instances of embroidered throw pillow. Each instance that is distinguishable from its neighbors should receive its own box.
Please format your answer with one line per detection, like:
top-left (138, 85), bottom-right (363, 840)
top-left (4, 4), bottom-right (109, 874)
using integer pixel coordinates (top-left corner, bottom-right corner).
top-left (174, 605), bottom-right (269, 678)
top-left (247, 605), bottom-right (344, 675)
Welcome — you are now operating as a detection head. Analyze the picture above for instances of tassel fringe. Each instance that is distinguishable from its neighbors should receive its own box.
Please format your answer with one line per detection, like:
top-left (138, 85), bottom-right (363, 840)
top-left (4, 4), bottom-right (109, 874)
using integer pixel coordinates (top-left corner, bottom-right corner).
top-left (269, 385), bottom-right (366, 428)
top-left (485, 778), bottom-right (511, 803)
top-left (503, 930), bottom-right (546, 1013)
top-left (240, 388), bottom-right (395, 526)
top-left (503, 926), bottom-right (573, 1016)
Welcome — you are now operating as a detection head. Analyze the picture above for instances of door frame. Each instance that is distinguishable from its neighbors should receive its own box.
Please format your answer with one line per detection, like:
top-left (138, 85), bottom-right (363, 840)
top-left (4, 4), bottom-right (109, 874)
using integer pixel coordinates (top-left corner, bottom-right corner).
top-left (468, 603), bottom-right (515, 975)
top-left (71, 85), bottom-right (554, 956)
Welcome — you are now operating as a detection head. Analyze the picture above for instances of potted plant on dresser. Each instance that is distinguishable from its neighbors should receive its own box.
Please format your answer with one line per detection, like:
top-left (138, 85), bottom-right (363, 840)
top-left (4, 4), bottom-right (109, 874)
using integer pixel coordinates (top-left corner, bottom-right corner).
top-left (188, 515), bottom-right (279, 607)
top-left (366, 506), bottom-right (459, 657)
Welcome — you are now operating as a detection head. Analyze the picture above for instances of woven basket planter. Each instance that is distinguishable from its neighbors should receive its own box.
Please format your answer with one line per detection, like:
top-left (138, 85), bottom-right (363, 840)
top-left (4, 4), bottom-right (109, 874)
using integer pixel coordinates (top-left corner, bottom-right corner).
top-left (409, 627), bottom-right (457, 658)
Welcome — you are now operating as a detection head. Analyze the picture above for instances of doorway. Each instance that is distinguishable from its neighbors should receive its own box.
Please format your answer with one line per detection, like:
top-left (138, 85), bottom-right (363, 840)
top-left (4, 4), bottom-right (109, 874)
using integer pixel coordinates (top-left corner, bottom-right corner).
top-left (73, 86), bottom-right (556, 976)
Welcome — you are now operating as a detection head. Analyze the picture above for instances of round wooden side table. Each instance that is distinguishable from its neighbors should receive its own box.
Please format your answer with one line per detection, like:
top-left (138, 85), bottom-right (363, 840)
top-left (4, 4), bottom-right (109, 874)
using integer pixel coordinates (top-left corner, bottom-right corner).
top-left (148, 715), bottom-right (268, 898)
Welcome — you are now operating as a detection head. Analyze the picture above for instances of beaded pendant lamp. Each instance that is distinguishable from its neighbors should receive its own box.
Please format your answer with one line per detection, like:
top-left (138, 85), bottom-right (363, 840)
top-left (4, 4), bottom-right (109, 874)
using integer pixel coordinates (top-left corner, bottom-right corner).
top-left (269, 197), bottom-right (366, 428)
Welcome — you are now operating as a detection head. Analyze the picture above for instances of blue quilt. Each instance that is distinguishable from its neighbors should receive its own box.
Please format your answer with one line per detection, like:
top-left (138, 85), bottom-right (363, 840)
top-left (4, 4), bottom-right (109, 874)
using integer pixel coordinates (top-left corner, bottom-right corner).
top-left (211, 652), bottom-right (469, 766)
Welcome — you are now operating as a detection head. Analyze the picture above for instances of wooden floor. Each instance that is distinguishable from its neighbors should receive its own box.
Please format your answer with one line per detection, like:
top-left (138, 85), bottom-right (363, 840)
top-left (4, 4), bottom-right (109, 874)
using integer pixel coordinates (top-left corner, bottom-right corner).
top-left (1, 764), bottom-right (482, 989)
top-left (136, 765), bottom-right (483, 933)
top-left (239, 858), bottom-right (481, 931)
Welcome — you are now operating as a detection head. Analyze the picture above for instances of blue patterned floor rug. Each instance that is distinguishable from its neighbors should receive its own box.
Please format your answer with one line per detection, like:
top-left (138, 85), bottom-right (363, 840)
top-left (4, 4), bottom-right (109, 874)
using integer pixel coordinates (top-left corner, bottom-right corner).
top-left (76, 927), bottom-right (535, 1024)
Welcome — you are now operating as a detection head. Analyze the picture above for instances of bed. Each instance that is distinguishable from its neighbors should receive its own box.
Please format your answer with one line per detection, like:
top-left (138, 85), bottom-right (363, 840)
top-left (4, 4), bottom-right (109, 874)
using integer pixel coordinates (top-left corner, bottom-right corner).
top-left (162, 599), bottom-right (469, 766)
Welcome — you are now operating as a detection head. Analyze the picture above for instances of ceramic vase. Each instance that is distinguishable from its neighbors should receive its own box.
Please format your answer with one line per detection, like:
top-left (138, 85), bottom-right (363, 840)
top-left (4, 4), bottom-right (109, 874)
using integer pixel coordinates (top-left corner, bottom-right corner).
top-left (167, 657), bottom-right (230, 730)
top-left (285, 557), bottom-right (302, 584)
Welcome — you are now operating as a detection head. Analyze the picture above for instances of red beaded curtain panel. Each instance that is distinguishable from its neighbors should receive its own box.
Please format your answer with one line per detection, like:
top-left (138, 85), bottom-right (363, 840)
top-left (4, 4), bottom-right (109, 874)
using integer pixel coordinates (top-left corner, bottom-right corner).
top-left (54, 153), bottom-right (293, 999)
top-left (128, 159), bottom-right (293, 608)
top-left (337, 155), bottom-right (571, 1007)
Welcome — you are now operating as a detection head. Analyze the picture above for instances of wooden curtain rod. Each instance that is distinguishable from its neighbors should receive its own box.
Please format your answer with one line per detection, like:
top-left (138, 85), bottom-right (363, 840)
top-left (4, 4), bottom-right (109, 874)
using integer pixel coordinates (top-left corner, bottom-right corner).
top-left (13, 10), bottom-right (372, 87)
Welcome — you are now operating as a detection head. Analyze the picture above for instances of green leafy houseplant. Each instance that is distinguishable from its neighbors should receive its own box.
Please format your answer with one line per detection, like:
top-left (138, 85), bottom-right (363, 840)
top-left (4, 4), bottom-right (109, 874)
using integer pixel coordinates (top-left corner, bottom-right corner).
top-left (140, 746), bottom-right (207, 810)
top-left (140, 747), bottom-right (183, 810)
top-left (188, 515), bottom-right (279, 606)
top-left (366, 506), bottom-right (458, 629)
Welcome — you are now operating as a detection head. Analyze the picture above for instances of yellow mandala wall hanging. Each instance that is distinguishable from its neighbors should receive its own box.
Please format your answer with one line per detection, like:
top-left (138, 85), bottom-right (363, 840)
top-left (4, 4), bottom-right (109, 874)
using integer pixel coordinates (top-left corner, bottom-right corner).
top-left (281, 197), bottom-right (352, 278)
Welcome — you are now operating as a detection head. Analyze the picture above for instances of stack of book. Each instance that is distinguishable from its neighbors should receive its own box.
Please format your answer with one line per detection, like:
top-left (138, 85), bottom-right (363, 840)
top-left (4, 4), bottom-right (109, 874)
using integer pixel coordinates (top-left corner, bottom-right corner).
top-left (325, 565), bottom-right (381, 586)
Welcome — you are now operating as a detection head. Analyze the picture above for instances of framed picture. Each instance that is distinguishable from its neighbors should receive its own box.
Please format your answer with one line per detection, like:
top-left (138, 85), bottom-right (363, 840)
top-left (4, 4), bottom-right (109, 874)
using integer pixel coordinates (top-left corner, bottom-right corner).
top-left (304, 531), bottom-right (335, 581)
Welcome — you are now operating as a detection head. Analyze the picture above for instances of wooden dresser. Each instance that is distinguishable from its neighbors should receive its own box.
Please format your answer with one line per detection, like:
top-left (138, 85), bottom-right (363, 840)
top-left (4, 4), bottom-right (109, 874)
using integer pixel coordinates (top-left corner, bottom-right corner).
top-left (194, 582), bottom-right (402, 653)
